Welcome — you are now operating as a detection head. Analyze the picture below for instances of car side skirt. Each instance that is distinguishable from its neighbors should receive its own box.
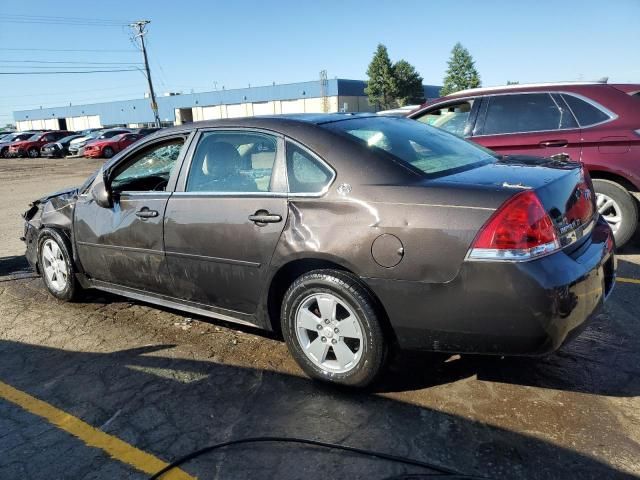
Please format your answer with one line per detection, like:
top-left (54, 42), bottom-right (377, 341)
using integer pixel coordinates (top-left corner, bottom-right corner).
top-left (85, 278), bottom-right (262, 330)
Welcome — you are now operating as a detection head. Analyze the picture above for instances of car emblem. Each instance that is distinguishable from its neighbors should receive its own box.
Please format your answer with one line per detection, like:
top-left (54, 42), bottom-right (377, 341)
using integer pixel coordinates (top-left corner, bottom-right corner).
top-left (337, 183), bottom-right (352, 196)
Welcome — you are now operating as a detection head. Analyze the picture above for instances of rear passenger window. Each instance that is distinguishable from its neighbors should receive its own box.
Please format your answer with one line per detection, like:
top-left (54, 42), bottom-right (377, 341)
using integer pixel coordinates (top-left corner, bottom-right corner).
top-left (482, 93), bottom-right (576, 135)
top-left (561, 94), bottom-right (611, 126)
top-left (286, 143), bottom-right (333, 194)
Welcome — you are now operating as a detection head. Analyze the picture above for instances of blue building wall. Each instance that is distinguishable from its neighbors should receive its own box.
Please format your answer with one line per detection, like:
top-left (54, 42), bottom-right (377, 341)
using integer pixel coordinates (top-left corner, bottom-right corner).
top-left (13, 79), bottom-right (441, 125)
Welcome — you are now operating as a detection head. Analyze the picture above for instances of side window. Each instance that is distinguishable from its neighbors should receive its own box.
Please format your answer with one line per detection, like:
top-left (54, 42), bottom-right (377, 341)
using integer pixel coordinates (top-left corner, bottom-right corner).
top-left (110, 138), bottom-right (185, 193)
top-left (186, 131), bottom-right (277, 193)
top-left (561, 94), bottom-right (611, 127)
top-left (482, 93), bottom-right (574, 135)
top-left (415, 100), bottom-right (473, 137)
top-left (286, 143), bottom-right (332, 194)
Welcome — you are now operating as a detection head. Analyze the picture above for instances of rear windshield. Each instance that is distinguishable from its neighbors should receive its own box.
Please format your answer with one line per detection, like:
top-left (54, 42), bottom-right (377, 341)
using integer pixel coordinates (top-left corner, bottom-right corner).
top-left (323, 116), bottom-right (495, 177)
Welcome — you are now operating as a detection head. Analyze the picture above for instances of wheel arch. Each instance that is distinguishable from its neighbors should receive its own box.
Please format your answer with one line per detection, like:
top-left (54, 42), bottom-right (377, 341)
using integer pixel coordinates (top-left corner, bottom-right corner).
top-left (35, 225), bottom-right (74, 273)
top-left (264, 256), bottom-right (396, 345)
top-left (588, 169), bottom-right (639, 193)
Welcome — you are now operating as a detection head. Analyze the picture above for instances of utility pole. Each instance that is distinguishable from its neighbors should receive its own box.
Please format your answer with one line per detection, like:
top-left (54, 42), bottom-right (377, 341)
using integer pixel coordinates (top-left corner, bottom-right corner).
top-left (130, 20), bottom-right (161, 127)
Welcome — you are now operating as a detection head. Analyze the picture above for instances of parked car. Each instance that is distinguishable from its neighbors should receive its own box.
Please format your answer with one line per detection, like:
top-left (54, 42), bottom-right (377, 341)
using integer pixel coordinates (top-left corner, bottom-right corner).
top-left (8, 131), bottom-right (73, 158)
top-left (0, 132), bottom-right (35, 158)
top-left (377, 105), bottom-right (421, 116)
top-left (22, 114), bottom-right (615, 387)
top-left (84, 133), bottom-right (142, 158)
top-left (68, 129), bottom-right (130, 156)
top-left (135, 127), bottom-right (162, 136)
top-left (41, 134), bottom-right (85, 158)
top-left (408, 82), bottom-right (640, 247)
top-left (0, 131), bottom-right (16, 141)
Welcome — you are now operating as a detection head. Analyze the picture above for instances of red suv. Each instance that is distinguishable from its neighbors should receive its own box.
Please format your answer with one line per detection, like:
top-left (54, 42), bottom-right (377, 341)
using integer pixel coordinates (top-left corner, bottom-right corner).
top-left (408, 82), bottom-right (640, 246)
top-left (9, 130), bottom-right (73, 158)
top-left (83, 133), bottom-right (142, 158)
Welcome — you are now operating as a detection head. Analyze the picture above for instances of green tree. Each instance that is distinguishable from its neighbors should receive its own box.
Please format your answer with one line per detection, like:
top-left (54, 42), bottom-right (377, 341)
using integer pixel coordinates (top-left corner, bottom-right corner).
top-left (440, 43), bottom-right (481, 96)
top-left (365, 44), bottom-right (398, 110)
top-left (393, 60), bottom-right (424, 106)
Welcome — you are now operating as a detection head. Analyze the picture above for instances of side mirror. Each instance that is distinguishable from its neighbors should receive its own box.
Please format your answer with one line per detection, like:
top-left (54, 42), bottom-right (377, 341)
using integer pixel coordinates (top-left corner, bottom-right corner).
top-left (90, 168), bottom-right (111, 208)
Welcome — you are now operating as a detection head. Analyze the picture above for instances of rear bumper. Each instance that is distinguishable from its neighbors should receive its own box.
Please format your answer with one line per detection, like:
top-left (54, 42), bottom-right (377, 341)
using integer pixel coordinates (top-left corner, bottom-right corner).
top-left (363, 216), bottom-right (616, 355)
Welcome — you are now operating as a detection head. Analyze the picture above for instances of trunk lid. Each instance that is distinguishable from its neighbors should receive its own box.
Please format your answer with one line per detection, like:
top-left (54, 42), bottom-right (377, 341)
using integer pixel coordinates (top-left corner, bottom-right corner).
top-left (432, 155), bottom-right (596, 247)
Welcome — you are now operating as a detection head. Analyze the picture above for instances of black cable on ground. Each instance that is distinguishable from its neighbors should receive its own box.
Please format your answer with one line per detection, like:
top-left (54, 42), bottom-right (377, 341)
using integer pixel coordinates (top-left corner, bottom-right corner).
top-left (149, 436), bottom-right (487, 479)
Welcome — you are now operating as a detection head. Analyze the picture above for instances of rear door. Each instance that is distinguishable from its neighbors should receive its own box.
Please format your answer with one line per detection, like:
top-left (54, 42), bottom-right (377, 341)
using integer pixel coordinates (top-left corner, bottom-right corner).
top-left (164, 129), bottom-right (288, 316)
top-left (472, 92), bottom-right (583, 161)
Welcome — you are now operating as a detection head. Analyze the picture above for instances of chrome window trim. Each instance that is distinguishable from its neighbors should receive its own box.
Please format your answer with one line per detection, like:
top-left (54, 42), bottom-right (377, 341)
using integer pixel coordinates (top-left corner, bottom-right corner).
top-left (171, 191), bottom-right (288, 198)
top-left (560, 92), bottom-right (618, 128)
top-left (178, 127), bottom-right (282, 195)
top-left (283, 137), bottom-right (336, 198)
top-left (470, 91), bottom-right (617, 137)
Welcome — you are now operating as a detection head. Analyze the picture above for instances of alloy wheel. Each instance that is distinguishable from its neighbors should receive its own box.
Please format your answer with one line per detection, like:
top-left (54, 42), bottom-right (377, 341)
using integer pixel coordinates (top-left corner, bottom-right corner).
top-left (42, 239), bottom-right (68, 292)
top-left (596, 192), bottom-right (622, 234)
top-left (295, 292), bottom-right (364, 374)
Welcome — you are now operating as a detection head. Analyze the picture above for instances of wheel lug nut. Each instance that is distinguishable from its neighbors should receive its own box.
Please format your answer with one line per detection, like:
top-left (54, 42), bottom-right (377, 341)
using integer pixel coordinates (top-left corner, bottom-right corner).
top-left (334, 328), bottom-right (339, 334)
top-left (316, 325), bottom-right (322, 331)
top-left (321, 337), bottom-right (327, 342)
top-left (324, 319), bottom-right (330, 324)
top-left (331, 339), bottom-right (337, 345)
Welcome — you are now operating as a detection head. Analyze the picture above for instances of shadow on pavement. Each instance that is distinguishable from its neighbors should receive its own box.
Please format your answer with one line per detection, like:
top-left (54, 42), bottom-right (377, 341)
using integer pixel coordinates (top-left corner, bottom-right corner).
top-left (0, 340), bottom-right (636, 480)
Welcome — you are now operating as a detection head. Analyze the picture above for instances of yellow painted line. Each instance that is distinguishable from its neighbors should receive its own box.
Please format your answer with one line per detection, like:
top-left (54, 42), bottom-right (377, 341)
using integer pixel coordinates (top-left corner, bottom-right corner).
top-left (0, 380), bottom-right (195, 480)
top-left (617, 277), bottom-right (640, 284)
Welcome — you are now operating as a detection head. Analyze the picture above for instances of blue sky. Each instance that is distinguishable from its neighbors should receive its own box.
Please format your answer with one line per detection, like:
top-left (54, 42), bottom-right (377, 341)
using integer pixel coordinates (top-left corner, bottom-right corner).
top-left (1, 0), bottom-right (638, 125)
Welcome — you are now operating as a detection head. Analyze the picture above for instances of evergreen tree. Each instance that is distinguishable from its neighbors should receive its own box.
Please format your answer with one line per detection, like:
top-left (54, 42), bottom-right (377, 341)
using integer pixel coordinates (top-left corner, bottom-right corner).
top-left (440, 43), bottom-right (481, 96)
top-left (393, 60), bottom-right (424, 106)
top-left (365, 44), bottom-right (398, 110)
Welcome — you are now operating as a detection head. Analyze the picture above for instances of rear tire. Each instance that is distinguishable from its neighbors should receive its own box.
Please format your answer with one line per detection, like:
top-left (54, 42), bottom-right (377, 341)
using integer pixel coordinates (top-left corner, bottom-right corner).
top-left (38, 229), bottom-right (80, 301)
top-left (593, 179), bottom-right (638, 248)
top-left (281, 269), bottom-right (387, 387)
top-left (102, 147), bottom-right (114, 159)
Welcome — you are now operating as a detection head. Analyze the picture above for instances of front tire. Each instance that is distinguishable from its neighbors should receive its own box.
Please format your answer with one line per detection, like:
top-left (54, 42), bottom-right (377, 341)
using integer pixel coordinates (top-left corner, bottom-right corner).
top-left (38, 229), bottom-right (80, 301)
top-left (27, 147), bottom-right (39, 158)
top-left (593, 179), bottom-right (638, 248)
top-left (281, 269), bottom-right (387, 387)
top-left (102, 147), bottom-right (114, 158)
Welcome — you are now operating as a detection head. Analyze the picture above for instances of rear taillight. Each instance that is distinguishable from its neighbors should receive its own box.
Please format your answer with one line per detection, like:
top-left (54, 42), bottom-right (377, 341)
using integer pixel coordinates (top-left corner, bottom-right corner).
top-left (468, 190), bottom-right (560, 261)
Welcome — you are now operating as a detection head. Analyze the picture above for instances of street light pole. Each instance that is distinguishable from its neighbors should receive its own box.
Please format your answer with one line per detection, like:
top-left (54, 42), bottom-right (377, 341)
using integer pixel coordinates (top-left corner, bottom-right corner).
top-left (131, 20), bottom-right (161, 127)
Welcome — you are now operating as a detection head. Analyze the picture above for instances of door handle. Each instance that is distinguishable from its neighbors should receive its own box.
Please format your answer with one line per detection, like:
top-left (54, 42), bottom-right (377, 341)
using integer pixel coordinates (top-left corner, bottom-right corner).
top-left (248, 210), bottom-right (282, 225)
top-left (539, 139), bottom-right (568, 148)
top-left (136, 208), bottom-right (159, 219)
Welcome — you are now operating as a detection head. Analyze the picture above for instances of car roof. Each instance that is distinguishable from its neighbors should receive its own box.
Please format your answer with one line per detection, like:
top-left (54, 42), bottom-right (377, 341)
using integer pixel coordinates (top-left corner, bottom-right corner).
top-left (443, 81), bottom-right (611, 98)
top-left (156, 113), bottom-right (380, 137)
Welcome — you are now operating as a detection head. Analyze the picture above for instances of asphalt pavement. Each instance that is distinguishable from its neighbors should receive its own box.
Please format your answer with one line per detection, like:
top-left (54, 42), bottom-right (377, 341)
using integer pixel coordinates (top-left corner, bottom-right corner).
top-left (0, 157), bottom-right (638, 479)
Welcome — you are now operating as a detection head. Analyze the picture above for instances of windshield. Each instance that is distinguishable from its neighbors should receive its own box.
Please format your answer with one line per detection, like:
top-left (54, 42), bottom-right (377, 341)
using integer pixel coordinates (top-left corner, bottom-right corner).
top-left (26, 134), bottom-right (40, 141)
top-left (58, 135), bottom-right (79, 143)
top-left (323, 116), bottom-right (495, 177)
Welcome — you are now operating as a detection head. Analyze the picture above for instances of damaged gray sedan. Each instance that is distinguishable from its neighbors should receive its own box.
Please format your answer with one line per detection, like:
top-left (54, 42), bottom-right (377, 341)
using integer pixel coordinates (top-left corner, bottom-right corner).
top-left (23, 114), bottom-right (615, 386)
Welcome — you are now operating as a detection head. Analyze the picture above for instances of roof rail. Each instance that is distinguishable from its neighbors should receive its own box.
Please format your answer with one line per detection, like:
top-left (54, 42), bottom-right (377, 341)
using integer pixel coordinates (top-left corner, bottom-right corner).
top-left (446, 80), bottom-right (609, 97)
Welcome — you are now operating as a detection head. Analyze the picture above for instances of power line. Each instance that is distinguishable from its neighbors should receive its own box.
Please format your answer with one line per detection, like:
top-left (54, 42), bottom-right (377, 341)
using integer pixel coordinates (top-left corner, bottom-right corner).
top-left (0, 69), bottom-right (142, 75)
top-left (0, 15), bottom-right (132, 27)
top-left (0, 65), bottom-right (142, 69)
top-left (0, 47), bottom-right (137, 53)
top-left (2, 14), bottom-right (133, 22)
top-left (0, 85), bottom-right (145, 99)
top-left (0, 60), bottom-right (142, 64)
